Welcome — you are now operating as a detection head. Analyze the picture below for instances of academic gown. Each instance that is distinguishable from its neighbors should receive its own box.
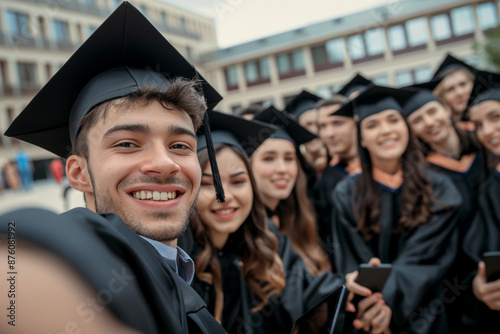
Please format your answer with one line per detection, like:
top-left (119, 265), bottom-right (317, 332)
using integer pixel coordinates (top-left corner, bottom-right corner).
top-left (312, 161), bottom-right (361, 265)
top-left (179, 220), bottom-right (344, 334)
top-left (424, 147), bottom-right (487, 332)
top-left (463, 168), bottom-right (500, 333)
top-left (0, 207), bottom-right (226, 334)
top-left (332, 168), bottom-right (462, 334)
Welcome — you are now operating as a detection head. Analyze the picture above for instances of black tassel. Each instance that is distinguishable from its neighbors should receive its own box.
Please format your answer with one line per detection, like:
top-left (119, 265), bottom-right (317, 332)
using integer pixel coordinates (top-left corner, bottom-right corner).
top-left (203, 111), bottom-right (225, 202)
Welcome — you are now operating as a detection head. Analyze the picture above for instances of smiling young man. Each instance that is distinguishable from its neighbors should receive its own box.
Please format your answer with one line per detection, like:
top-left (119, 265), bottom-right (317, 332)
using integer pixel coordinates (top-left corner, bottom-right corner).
top-left (4, 2), bottom-right (226, 333)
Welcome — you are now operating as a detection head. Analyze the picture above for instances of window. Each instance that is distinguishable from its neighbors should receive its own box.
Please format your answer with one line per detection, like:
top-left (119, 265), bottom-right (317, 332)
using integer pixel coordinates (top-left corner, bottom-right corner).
top-left (276, 50), bottom-right (305, 79)
top-left (365, 28), bottom-right (386, 56)
top-left (348, 34), bottom-right (366, 60)
top-left (451, 6), bottom-right (475, 36)
top-left (395, 70), bottom-right (413, 87)
top-left (88, 26), bottom-right (97, 37)
top-left (477, 2), bottom-right (498, 30)
top-left (17, 62), bottom-right (37, 87)
top-left (179, 17), bottom-right (186, 31)
top-left (388, 25), bottom-right (407, 51)
top-left (312, 38), bottom-right (345, 71)
top-left (372, 74), bottom-right (390, 86)
top-left (405, 17), bottom-right (428, 47)
top-left (224, 66), bottom-right (238, 90)
top-left (139, 5), bottom-right (147, 16)
top-left (53, 20), bottom-right (69, 43)
top-left (414, 66), bottom-right (432, 83)
top-left (325, 38), bottom-right (345, 63)
top-left (7, 11), bottom-right (30, 37)
top-left (431, 14), bottom-right (452, 41)
top-left (160, 12), bottom-right (168, 26)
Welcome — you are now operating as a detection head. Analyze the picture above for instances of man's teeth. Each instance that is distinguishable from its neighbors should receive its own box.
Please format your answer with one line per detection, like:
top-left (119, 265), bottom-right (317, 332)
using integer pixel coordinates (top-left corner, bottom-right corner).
top-left (491, 137), bottom-right (500, 145)
top-left (132, 191), bottom-right (177, 201)
top-left (215, 208), bottom-right (236, 215)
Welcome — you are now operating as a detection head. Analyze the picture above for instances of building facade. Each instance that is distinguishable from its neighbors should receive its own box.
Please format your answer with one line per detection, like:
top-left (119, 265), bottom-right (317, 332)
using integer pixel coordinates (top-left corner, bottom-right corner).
top-left (0, 0), bottom-right (217, 163)
top-left (200, 0), bottom-right (498, 113)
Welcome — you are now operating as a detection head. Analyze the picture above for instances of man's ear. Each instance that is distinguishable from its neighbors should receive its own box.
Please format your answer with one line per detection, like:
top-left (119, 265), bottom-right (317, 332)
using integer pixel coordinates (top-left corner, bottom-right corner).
top-left (66, 155), bottom-right (93, 193)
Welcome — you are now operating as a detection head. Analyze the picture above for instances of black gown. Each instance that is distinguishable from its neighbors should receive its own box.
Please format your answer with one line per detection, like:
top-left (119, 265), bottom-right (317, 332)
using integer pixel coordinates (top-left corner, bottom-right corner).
top-left (312, 161), bottom-right (361, 265)
top-left (424, 147), bottom-right (488, 332)
top-left (0, 207), bottom-right (226, 334)
top-left (463, 168), bottom-right (500, 333)
top-left (179, 220), bottom-right (345, 334)
top-left (332, 168), bottom-right (462, 334)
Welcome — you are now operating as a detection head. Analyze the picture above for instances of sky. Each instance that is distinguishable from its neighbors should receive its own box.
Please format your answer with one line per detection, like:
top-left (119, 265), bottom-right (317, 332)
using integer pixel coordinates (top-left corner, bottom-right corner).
top-left (161, 0), bottom-right (398, 48)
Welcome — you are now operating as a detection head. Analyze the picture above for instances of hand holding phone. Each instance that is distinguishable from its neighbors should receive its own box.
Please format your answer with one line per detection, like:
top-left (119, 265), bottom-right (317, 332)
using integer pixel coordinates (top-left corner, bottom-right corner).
top-left (483, 251), bottom-right (500, 282)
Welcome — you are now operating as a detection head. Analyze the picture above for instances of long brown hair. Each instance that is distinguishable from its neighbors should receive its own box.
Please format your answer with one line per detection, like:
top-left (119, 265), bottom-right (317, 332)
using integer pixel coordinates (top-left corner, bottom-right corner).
top-left (192, 143), bottom-right (285, 322)
top-left (353, 117), bottom-right (434, 241)
top-left (276, 156), bottom-right (332, 276)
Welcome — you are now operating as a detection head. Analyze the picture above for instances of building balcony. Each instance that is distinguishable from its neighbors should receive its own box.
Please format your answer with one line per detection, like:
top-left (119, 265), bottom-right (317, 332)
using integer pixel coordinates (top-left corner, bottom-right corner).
top-left (0, 32), bottom-right (80, 52)
top-left (0, 84), bottom-right (41, 98)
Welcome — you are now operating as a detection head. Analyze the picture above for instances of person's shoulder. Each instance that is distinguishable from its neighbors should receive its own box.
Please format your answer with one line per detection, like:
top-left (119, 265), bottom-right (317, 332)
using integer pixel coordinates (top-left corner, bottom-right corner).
top-left (333, 173), bottom-right (359, 196)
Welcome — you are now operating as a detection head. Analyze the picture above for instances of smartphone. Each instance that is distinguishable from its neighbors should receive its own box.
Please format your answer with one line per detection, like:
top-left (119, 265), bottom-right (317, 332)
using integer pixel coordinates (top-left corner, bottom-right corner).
top-left (354, 263), bottom-right (392, 292)
top-left (483, 251), bottom-right (500, 282)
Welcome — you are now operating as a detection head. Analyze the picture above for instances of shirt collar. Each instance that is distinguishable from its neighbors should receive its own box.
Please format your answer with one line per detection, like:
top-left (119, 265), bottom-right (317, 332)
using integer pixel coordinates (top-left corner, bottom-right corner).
top-left (139, 235), bottom-right (194, 285)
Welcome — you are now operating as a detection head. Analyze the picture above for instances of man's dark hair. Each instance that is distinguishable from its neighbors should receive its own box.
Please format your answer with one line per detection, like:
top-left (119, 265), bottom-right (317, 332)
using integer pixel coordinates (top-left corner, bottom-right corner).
top-left (316, 94), bottom-right (348, 109)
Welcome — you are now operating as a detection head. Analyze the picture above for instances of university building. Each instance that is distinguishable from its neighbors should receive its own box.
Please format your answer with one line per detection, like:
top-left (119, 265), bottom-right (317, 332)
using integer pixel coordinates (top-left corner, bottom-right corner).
top-left (200, 0), bottom-right (498, 113)
top-left (0, 0), bottom-right (497, 174)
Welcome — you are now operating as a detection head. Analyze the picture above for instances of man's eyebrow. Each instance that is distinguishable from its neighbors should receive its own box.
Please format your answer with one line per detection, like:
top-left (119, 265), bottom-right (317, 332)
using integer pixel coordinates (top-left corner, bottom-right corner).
top-left (169, 124), bottom-right (197, 140)
top-left (103, 124), bottom-right (150, 138)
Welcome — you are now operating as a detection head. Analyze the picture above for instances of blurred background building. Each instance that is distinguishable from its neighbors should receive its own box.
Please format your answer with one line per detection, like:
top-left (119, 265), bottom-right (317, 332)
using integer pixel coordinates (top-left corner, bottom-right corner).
top-left (0, 0), bottom-right (497, 186)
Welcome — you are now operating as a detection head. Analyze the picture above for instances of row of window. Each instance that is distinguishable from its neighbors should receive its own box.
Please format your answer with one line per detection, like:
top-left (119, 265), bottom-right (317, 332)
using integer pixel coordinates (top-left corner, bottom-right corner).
top-left (5, 2), bottom-right (213, 45)
top-left (224, 2), bottom-right (498, 91)
top-left (230, 64), bottom-right (435, 114)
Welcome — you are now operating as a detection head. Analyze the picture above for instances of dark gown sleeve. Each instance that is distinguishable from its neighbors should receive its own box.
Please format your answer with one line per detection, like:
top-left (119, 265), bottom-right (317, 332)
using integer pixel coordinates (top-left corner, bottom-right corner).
top-left (332, 170), bottom-right (463, 333)
top-left (0, 207), bottom-right (175, 334)
top-left (462, 171), bottom-right (500, 334)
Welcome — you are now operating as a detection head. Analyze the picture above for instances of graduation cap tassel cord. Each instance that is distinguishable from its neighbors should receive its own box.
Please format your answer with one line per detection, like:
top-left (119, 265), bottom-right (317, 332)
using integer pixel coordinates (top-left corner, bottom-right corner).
top-left (203, 111), bottom-right (225, 202)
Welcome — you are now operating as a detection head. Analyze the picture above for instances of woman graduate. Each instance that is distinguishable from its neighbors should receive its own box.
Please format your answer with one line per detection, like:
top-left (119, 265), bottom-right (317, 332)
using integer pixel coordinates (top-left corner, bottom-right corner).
top-left (399, 87), bottom-right (487, 331)
top-left (179, 111), bottom-right (348, 334)
top-left (251, 106), bottom-right (331, 277)
top-left (463, 69), bottom-right (500, 333)
top-left (331, 85), bottom-right (463, 333)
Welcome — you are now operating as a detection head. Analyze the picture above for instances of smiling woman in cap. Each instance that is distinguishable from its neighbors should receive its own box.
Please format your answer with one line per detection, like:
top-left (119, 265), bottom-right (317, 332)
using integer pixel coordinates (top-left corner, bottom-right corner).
top-left (331, 85), bottom-right (463, 334)
top-left (3, 2), bottom-right (226, 333)
top-left (463, 70), bottom-right (500, 333)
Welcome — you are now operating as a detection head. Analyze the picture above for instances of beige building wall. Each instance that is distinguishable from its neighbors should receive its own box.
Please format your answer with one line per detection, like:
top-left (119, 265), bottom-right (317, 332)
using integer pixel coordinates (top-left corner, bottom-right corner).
top-left (0, 0), bottom-right (216, 162)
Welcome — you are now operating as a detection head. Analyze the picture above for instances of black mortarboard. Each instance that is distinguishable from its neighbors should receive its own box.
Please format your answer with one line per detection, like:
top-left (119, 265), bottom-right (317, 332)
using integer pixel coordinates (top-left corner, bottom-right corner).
top-left (284, 90), bottom-right (321, 120)
top-left (335, 85), bottom-right (416, 123)
top-left (432, 54), bottom-right (477, 80)
top-left (5, 1), bottom-right (221, 158)
top-left (253, 106), bottom-right (317, 146)
top-left (400, 89), bottom-right (441, 118)
top-left (467, 69), bottom-right (500, 108)
top-left (337, 73), bottom-right (373, 98)
top-left (197, 111), bottom-right (276, 157)
top-left (4, 2), bottom-right (225, 201)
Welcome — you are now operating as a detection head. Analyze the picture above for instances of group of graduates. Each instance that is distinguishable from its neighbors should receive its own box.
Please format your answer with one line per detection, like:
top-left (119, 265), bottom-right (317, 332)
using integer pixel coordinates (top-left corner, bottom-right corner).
top-left (2, 2), bottom-right (500, 334)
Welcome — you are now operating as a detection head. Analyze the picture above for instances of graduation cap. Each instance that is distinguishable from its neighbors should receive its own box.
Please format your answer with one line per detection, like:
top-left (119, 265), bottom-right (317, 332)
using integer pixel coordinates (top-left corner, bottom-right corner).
top-left (335, 85), bottom-right (416, 123)
top-left (337, 74), bottom-right (373, 98)
top-left (253, 106), bottom-right (317, 147)
top-left (399, 89), bottom-right (441, 118)
top-left (284, 90), bottom-right (321, 120)
top-left (467, 69), bottom-right (500, 108)
top-left (4, 2), bottom-right (225, 200)
top-left (197, 111), bottom-right (277, 157)
top-left (432, 54), bottom-right (477, 80)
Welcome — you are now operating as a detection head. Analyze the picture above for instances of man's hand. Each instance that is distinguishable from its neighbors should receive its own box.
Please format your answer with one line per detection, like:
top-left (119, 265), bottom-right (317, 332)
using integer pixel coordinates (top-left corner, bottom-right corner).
top-left (473, 261), bottom-right (500, 311)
